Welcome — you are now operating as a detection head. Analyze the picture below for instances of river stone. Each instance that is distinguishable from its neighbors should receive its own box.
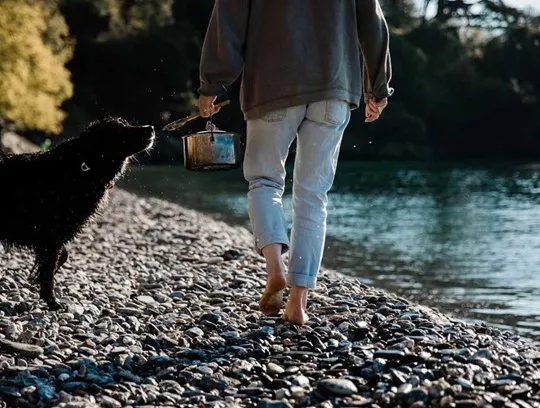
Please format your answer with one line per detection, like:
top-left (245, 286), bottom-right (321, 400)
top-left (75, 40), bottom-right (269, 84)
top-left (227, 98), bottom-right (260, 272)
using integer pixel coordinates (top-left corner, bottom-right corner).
top-left (374, 350), bottom-right (406, 360)
top-left (2, 188), bottom-right (540, 408)
top-left (267, 363), bottom-right (285, 375)
top-left (469, 349), bottom-right (492, 361)
top-left (186, 327), bottom-right (205, 338)
top-left (317, 379), bottom-right (358, 396)
top-left (197, 366), bottom-right (214, 375)
top-left (397, 383), bottom-right (413, 395)
top-left (455, 377), bottom-right (473, 390)
top-left (100, 396), bottom-right (122, 408)
top-left (58, 373), bottom-right (71, 382)
top-left (136, 295), bottom-right (156, 304)
top-left (0, 339), bottom-right (43, 358)
top-left (117, 307), bottom-right (141, 316)
top-left (67, 304), bottom-right (85, 316)
top-left (258, 399), bottom-right (294, 408)
top-left (407, 387), bottom-right (429, 404)
top-left (454, 400), bottom-right (479, 408)
top-left (292, 375), bottom-right (310, 388)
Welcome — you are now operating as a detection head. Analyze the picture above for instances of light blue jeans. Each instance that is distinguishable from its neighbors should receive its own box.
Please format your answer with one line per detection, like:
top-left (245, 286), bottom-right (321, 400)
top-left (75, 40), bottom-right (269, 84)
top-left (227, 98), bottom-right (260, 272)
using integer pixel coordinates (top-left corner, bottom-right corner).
top-left (243, 100), bottom-right (351, 288)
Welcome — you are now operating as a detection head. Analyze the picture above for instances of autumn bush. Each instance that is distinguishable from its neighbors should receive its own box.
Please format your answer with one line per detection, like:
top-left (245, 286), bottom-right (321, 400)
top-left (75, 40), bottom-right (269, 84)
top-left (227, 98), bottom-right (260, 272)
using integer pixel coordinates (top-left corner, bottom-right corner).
top-left (0, 0), bottom-right (73, 134)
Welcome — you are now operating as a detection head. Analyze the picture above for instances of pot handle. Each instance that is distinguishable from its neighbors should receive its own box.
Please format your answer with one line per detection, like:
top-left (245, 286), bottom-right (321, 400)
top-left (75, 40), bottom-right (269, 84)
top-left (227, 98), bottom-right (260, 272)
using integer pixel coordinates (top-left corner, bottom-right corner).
top-left (163, 100), bottom-right (230, 131)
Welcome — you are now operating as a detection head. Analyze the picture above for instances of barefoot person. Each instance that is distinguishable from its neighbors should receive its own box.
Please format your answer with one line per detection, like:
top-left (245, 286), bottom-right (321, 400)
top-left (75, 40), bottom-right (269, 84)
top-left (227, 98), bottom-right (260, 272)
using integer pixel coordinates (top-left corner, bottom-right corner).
top-left (198, 0), bottom-right (393, 325)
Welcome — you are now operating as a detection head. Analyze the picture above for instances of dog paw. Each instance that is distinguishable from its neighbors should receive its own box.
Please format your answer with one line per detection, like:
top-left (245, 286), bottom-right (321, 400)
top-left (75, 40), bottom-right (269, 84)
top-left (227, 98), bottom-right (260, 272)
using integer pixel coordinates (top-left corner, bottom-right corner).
top-left (46, 299), bottom-right (64, 311)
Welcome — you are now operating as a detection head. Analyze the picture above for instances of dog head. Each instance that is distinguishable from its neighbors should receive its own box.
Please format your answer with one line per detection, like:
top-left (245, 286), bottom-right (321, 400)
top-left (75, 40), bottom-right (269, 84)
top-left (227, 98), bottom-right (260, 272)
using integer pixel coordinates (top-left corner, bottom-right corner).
top-left (79, 117), bottom-right (155, 159)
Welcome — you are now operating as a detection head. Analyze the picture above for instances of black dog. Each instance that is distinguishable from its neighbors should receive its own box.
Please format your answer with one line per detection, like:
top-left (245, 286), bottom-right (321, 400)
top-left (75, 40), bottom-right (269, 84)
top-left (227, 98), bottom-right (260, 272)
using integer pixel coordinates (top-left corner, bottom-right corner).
top-left (0, 117), bottom-right (155, 310)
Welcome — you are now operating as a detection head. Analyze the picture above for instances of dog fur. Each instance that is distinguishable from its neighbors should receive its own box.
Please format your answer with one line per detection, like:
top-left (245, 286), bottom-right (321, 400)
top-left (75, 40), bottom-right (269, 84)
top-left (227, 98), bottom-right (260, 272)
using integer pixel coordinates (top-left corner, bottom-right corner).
top-left (0, 117), bottom-right (155, 310)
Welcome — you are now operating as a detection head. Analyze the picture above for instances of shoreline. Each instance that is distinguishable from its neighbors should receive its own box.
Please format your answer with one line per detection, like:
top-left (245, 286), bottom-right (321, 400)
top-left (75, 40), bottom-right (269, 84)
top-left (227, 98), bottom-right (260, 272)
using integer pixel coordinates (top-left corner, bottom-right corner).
top-left (0, 189), bottom-right (539, 407)
top-left (119, 165), bottom-right (540, 345)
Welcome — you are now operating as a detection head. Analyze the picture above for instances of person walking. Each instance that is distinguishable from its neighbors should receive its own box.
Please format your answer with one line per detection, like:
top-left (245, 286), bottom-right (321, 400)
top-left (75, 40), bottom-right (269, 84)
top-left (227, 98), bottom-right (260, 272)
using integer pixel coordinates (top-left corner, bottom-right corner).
top-left (198, 0), bottom-right (393, 325)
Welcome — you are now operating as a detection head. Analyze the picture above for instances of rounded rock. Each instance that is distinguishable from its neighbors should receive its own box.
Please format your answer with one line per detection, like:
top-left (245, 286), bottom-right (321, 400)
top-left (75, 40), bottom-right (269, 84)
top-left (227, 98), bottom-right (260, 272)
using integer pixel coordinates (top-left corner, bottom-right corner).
top-left (317, 379), bottom-right (358, 396)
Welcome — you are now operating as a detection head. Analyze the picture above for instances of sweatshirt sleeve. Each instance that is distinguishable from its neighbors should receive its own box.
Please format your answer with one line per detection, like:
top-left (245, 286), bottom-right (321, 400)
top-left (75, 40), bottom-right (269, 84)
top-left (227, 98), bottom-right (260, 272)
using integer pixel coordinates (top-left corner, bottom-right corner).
top-left (198, 0), bottom-right (250, 96)
top-left (356, 0), bottom-right (394, 103)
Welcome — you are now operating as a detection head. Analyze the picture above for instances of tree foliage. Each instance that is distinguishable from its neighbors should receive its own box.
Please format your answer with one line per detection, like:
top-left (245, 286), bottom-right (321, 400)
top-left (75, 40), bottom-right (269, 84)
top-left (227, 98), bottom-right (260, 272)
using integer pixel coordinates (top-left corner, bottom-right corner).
top-left (0, 0), bottom-right (73, 134)
top-left (341, 2), bottom-right (540, 160)
top-left (59, 0), bottom-right (174, 41)
top-left (1, 0), bottom-right (539, 160)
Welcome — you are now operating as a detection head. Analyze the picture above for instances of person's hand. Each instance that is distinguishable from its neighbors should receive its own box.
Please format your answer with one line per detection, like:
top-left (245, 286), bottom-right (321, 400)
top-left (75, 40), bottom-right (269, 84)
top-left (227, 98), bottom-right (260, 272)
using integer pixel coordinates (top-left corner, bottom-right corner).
top-left (365, 97), bottom-right (388, 123)
top-left (198, 95), bottom-right (222, 118)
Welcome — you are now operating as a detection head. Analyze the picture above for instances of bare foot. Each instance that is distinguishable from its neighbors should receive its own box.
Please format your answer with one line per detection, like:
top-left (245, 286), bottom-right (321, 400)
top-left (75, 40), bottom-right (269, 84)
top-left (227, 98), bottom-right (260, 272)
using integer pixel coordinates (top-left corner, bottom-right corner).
top-left (259, 244), bottom-right (286, 316)
top-left (260, 272), bottom-right (286, 316)
top-left (283, 286), bottom-right (309, 325)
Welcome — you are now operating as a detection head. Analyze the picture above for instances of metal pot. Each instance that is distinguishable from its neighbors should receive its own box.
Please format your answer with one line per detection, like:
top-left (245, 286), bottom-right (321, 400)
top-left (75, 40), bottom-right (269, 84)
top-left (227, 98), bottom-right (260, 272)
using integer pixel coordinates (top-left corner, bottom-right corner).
top-left (163, 101), bottom-right (244, 171)
top-left (162, 100), bottom-right (244, 171)
top-left (182, 129), bottom-right (243, 171)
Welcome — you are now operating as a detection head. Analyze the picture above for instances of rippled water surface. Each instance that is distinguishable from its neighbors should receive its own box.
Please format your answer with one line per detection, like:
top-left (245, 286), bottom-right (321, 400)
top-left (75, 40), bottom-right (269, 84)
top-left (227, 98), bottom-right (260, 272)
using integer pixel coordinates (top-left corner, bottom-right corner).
top-left (121, 162), bottom-right (540, 344)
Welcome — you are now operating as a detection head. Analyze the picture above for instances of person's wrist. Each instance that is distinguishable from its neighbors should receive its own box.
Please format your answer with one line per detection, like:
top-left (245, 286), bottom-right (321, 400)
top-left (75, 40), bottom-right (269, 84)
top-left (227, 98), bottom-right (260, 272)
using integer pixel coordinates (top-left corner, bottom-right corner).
top-left (198, 83), bottom-right (227, 97)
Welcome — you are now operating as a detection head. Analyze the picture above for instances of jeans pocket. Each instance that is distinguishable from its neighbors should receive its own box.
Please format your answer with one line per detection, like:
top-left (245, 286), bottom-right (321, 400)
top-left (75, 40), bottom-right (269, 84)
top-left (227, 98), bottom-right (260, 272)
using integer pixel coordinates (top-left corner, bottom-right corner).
top-left (324, 100), bottom-right (349, 126)
top-left (261, 109), bottom-right (287, 123)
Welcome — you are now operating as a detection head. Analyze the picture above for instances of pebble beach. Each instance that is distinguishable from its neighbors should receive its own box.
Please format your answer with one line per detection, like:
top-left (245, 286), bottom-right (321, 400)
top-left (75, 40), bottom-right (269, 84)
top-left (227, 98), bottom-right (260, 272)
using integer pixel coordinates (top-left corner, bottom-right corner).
top-left (1, 189), bottom-right (540, 408)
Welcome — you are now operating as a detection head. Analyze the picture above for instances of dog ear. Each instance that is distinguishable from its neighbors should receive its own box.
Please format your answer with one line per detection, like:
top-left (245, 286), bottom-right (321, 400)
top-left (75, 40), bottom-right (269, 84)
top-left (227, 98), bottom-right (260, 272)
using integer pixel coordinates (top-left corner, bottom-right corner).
top-left (83, 117), bottom-right (130, 134)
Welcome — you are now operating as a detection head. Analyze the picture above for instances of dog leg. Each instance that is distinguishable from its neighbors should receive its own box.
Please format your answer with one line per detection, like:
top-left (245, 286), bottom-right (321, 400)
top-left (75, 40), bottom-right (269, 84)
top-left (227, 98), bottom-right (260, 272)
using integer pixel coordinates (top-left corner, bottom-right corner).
top-left (33, 247), bottom-right (63, 311)
top-left (58, 246), bottom-right (69, 269)
top-left (29, 246), bottom-right (67, 282)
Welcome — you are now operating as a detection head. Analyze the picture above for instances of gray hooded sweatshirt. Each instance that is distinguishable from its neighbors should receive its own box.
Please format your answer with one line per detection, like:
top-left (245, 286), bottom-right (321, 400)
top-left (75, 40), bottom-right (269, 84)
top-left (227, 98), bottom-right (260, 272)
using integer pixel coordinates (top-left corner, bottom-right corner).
top-left (199, 0), bottom-right (393, 120)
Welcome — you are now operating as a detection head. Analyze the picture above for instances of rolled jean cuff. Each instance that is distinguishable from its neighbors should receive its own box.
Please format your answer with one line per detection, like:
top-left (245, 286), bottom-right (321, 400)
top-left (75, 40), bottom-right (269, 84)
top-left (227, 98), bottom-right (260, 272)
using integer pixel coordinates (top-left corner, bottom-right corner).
top-left (287, 272), bottom-right (317, 289)
top-left (255, 235), bottom-right (290, 255)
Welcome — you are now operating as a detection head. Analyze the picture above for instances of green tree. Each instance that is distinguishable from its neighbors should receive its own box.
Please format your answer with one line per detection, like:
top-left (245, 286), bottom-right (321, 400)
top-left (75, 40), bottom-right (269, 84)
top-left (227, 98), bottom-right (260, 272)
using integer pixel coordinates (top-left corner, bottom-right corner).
top-left (0, 0), bottom-right (73, 134)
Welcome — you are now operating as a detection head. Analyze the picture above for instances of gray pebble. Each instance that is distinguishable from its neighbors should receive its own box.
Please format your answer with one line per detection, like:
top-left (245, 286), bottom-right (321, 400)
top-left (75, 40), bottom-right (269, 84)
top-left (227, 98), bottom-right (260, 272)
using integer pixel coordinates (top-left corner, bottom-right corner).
top-left (267, 363), bottom-right (285, 376)
top-left (0, 339), bottom-right (43, 358)
top-left (186, 327), bottom-right (205, 338)
top-left (100, 396), bottom-right (122, 408)
top-left (317, 379), bottom-right (358, 396)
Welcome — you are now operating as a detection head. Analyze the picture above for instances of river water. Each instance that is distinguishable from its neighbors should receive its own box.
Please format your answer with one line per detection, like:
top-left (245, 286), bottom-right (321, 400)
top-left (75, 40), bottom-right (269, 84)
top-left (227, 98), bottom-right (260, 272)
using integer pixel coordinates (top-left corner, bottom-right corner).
top-left (120, 161), bottom-right (540, 344)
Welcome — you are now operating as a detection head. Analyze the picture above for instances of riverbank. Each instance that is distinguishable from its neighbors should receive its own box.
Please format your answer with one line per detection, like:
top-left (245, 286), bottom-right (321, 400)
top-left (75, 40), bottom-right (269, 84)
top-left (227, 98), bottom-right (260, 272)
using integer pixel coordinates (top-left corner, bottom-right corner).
top-left (119, 163), bottom-right (540, 342)
top-left (0, 190), bottom-right (539, 407)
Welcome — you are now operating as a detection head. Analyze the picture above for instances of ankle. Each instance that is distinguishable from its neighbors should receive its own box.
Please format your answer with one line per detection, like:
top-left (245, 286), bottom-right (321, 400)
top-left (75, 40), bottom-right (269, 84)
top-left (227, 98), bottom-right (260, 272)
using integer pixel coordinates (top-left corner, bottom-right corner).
top-left (262, 244), bottom-right (285, 275)
top-left (262, 243), bottom-right (282, 256)
top-left (288, 286), bottom-right (308, 304)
